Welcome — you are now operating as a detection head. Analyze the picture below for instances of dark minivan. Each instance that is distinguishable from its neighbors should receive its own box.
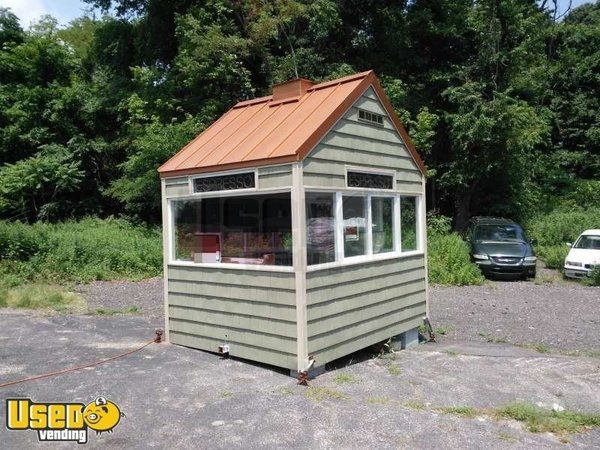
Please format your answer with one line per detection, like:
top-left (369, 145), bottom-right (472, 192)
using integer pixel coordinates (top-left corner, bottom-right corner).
top-left (466, 217), bottom-right (537, 279)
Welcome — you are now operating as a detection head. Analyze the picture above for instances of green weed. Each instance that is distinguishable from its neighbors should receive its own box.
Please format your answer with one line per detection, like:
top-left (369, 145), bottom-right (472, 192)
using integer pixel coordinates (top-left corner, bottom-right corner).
top-left (366, 397), bottom-right (391, 405)
top-left (0, 283), bottom-right (85, 313)
top-left (94, 306), bottom-right (139, 315)
top-left (402, 400), bottom-right (426, 410)
top-left (427, 228), bottom-right (485, 286)
top-left (387, 364), bottom-right (402, 376)
top-left (434, 406), bottom-right (477, 418)
top-left (333, 373), bottom-right (360, 384)
top-left (496, 403), bottom-right (600, 438)
top-left (305, 387), bottom-right (349, 402)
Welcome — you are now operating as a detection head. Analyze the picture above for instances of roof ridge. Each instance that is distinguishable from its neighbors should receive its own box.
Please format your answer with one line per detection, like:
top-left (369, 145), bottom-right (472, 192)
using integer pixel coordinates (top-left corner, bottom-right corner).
top-left (309, 70), bottom-right (373, 91)
top-left (233, 95), bottom-right (272, 109)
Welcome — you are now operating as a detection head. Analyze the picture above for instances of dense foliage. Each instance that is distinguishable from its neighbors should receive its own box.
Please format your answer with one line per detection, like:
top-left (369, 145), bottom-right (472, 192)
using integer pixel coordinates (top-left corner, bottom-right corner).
top-left (427, 214), bottom-right (485, 285)
top-left (0, 1), bottom-right (598, 226)
top-left (0, 218), bottom-right (162, 286)
top-left (526, 205), bottom-right (600, 270)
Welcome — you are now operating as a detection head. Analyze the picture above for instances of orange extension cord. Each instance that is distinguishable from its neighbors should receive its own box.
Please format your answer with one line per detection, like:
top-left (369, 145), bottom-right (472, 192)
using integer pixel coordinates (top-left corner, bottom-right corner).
top-left (0, 330), bottom-right (163, 389)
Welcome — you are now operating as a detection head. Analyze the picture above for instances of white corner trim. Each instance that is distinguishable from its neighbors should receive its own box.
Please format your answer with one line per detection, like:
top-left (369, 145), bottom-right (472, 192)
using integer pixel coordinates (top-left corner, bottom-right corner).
top-left (161, 179), bottom-right (170, 342)
top-left (291, 163), bottom-right (308, 372)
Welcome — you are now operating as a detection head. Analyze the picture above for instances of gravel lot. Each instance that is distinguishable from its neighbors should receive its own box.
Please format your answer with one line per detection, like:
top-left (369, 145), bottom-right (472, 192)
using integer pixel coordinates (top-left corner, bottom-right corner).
top-left (75, 278), bottom-right (163, 318)
top-left (429, 278), bottom-right (600, 353)
top-left (75, 271), bottom-right (599, 354)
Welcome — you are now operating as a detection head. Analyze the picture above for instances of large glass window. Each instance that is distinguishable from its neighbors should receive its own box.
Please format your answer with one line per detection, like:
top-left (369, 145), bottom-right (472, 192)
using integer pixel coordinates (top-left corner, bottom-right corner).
top-left (172, 193), bottom-right (292, 266)
top-left (306, 193), bottom-right (336, 265)
top-left (371, 197), bottom-right (394, 254)
top-left (343, 196), bottom-right (367, 257)
top-left (400, 196), bottom-right (418, 251)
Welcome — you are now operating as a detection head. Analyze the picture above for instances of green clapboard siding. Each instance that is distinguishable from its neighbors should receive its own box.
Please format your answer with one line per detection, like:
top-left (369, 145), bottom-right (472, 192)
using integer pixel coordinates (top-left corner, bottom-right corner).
top-left (303, 87), bottom-right (422, 189)
top-left (167, 265), bottom-right (297, 369)
top-left (165, 181), bottom-right (189, 197)
top-left (306, 255), bottom-right (426, 365)
top-left (258, 165), bottom-right (292, 189)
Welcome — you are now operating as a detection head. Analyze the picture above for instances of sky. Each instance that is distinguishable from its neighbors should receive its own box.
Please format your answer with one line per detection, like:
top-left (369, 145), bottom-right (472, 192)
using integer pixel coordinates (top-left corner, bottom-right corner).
top-left (0, 0), bottom-right (596, 28)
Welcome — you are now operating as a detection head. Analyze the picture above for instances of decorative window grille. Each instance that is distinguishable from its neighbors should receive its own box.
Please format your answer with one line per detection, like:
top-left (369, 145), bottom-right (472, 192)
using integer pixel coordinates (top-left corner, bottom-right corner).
top-left (193, 172), bottom-right (255, 193)
top-left (358, 109), bottom-right (384, 126)
top-left (347, 171), bottom-right (393, 190)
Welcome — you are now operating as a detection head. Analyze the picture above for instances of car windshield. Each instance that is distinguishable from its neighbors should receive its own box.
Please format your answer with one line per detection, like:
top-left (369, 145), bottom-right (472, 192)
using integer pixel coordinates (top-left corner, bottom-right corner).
top-left (574, 235), bottom-right (600, 249)
top-left (473, 224), bottom-right (526, 242)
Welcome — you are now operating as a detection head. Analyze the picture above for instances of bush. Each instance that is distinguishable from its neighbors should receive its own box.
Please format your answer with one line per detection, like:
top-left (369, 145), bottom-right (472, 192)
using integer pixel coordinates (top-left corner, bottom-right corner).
top-left (0, 218), bottom-right (162, 285)
top-left (427, 214), bottom-right (485, 286)
top-left (526, 207), bottom-right (600, 247)
top-left (536, 245), bottom-right (570, 270)
top-left (526, 206), bottom-right (600, 271)
top-left (584, 267), bottom-right (600, 287)
top-left (0, 221), bottom-right (47, 261)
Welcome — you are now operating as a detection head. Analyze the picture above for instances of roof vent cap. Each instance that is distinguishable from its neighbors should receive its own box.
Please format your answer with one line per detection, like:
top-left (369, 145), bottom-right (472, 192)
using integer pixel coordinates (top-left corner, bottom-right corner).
top-left (272, 78), bottom-right (314, 101)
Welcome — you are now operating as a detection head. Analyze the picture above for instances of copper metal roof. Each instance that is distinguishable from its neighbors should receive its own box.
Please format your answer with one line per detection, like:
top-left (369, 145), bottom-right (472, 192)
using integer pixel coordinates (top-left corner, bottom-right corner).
top-left (158, 70), bottom-right (426, 177)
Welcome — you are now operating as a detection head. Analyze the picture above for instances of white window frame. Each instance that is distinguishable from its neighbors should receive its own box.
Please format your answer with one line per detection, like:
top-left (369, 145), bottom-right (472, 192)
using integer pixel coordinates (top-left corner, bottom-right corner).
top-left (167, 190), bottom-right (294, 273)
top-left (307, 190), bottom-right (424, 272)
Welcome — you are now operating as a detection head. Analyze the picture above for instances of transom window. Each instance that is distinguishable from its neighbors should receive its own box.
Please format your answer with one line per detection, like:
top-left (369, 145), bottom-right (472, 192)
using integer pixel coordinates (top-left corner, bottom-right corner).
top-left (347, 171), bottom-right (393, 189)
top-left (358, 109), bottom-right (384, 126)
top-left (193, 172), bottom-right (255, 193)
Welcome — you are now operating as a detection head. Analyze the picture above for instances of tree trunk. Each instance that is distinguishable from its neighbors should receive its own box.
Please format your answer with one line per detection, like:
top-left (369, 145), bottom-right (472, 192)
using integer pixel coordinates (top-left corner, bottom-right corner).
top-left (454, 183), bottom-right (477, 232)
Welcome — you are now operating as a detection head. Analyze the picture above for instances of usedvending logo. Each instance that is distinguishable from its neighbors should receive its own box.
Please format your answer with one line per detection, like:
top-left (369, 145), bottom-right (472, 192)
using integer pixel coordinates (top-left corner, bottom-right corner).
top-left (6, 396), bottom-right (124, 444)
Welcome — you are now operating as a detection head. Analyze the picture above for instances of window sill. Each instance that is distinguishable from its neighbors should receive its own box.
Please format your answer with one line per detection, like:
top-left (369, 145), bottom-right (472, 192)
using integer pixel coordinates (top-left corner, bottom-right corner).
top-left (306, 250), bottom-right (424, 272)
top-left (168, 261), bottom-right (294, 273)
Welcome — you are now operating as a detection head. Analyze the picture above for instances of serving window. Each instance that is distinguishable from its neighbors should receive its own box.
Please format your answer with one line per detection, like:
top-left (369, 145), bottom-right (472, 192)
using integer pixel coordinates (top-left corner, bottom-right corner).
top-left (305, 192), bottom-right (422, 268)
top-left (172, 193), bottom-right (292, 266)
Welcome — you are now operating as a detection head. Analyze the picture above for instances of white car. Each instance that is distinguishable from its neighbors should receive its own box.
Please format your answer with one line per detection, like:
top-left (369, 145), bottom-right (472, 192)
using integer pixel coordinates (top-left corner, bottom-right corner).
top-left (564, 229), bottom-right (600, 279)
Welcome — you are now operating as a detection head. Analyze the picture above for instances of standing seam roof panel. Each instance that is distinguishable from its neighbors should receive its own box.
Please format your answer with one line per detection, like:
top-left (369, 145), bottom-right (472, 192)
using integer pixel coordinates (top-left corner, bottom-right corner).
top-left (181, 101), bottom-right (269, 169)
top-left (241, 86), bottom-right (339, 163)
top-left (274, 79), bottom-right (363, 159)
top-left (162, 107), bottom-right (246, 170)
top-left (197, 101), bottom-right (279, 168)
top-left (158, 70), bottom-right (427, 176)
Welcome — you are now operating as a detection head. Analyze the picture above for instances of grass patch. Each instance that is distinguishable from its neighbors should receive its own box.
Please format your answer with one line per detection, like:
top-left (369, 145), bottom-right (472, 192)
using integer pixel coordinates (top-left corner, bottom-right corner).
top-left (305, 387), bottom-right (349, 402)
top-left (434, 406), bottom-right (477, 418)
top-left (366, 396), bottom-right (391, 405)
top-left (94, 305), bottom-right (139, 315)
top-left (558, 349), bottom-right (600, 358)
top-left (497, 431), bottom-right (519, 442)
top-left (533, 343), bottom-right (550, 354)
top-left (0, 283), bottom-right (85, 313)
top-left (274, 387), bottom-right (295, 396)
top-left (219, 391), bottom-right (234, 398)
top-left (434, 327), bottom-right (449, 336)
top-left (403, 400), bottom-right (426, 410)
top-left (477, 333), bottom-right (508, 344)
top-left (444, 350), bottom-right (459, 357)
top-left (387, 364), bottom-right (402, 376)
top-left (333, 373), bottom-right (360, 384)
top-left (496, 403), bottom-right (600, 439)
